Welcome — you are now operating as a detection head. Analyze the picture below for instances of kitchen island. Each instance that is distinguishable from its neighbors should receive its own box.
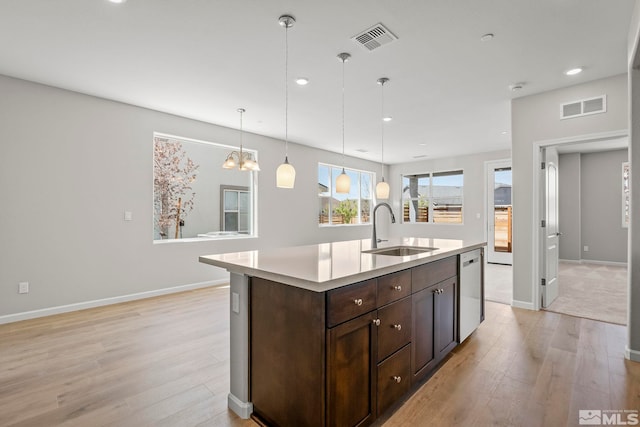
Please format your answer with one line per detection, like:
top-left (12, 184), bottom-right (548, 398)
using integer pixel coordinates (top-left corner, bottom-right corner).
top-left (199, 237), bottom-right (485, 427)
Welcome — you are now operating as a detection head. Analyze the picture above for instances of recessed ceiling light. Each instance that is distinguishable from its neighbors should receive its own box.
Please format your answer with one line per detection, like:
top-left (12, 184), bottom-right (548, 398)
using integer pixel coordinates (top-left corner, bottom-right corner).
top-left (480, 33), bottom-right (494, 42)
top-left (565, 67), bottom-right (583, 76)
top-left (383, 116), bottom-right (393, 122)
top-left (295, 77), bottom-right (309, 85)
top-left (501, 131), bottom-right (508, 135)
top-left (108, 0), bottom-right (127, 3)
top-left (509, 83), bottom-right (525, 91)
top-left (418, 143), bottom-right (427, 146)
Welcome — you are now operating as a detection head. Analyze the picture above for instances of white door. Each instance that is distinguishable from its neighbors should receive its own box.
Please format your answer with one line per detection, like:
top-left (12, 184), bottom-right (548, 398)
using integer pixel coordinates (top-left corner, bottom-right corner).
top-left (542, 148), bottom-right (560, 307)
top-left (487, 160), bottom-right (513, 264)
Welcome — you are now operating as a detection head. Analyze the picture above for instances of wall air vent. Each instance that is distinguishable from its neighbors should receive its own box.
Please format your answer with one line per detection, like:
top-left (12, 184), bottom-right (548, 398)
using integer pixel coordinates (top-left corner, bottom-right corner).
top-left (560, 95), bottom-right (606, 120)
top-left (352, 23), bottom-right (398, 51)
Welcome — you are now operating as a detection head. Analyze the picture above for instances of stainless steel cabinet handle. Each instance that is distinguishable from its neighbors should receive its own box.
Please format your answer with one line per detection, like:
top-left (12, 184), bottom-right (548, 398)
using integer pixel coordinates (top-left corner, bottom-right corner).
top-left (393, 376), bottom-right (402, 383)
top-left (372, 319), bottom-right (380, 326)
top-left (393, 324), bottom-right (402, 331)
top-left (393, 285), bottom-right (402, 291)
top-left (354, 298), bottom-right (363, 306)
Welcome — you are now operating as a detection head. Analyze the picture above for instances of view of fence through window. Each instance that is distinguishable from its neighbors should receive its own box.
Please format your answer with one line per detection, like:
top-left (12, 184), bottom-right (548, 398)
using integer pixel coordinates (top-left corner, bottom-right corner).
top-left (402, 170), bottom-right (463, 224)
top-left (318, 163), bottom-right (373, 225)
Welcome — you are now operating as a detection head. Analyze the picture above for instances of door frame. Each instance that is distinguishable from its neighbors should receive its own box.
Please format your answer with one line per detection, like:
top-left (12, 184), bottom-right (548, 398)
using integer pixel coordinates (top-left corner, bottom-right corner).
top-left (531, 129), bottom-right (628, 310)
top-left (485, 159), bottom-right (513, 264)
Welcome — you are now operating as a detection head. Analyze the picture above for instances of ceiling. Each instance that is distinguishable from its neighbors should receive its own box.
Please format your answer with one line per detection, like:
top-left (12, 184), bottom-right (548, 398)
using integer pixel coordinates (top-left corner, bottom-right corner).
top-left (0, 0), bottom-right (635, 164)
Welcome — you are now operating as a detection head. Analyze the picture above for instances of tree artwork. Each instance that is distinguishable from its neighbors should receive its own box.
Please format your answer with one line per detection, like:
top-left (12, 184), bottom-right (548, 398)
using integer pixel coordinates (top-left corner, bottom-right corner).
top-left (154, 138), bottom-right (199, 239)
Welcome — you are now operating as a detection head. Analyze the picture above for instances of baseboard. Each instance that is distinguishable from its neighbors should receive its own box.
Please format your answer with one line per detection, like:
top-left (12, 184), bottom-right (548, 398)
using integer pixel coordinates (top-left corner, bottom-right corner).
top-left (228, 393), bottom-right (253, 419)
top-left (511, 299), bottom-right (535, 310)
top-left (578, 259), bottom-right (628, 267)
top-left (625, 346), bottom-right (640, 362)
top-left (558, 259), bottom-right (581, 264)
top-left (0, 279), bottom-right (229, 325)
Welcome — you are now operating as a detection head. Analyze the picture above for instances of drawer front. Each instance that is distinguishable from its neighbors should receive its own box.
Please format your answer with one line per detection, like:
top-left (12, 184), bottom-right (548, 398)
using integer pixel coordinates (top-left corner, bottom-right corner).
top-left (377, 269), bottom-right (411, 307)
top-left (377, 297), bottom-right (412, 362)
top-left (412, 256), bottom-right (457, 293)
top-left (327, 279), bottom-right (377, 327)
top-left (377, 344), bottom-right (411, 417)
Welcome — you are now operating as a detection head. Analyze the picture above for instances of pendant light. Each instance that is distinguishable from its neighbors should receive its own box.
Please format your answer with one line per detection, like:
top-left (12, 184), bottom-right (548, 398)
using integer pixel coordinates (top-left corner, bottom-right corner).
top-left (335, 52), bottom-right (351, 194)
top-left (222, 108), bottom-right (260, 171)
top-left (276, 14), bottom-right (296, 189)
top-left (375, 78), bottom-right (390, 199)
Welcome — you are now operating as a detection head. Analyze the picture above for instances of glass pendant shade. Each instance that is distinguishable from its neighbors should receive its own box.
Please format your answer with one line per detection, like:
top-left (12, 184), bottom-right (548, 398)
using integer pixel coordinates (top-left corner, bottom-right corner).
top-left (276, 157), bottom-right (296, 188)
top-left (376, 179), bottom-right (390, 199)
top-left (336, 168), bottom-right (351, 194)
top-left (222, 156), bottom-right (236, 169)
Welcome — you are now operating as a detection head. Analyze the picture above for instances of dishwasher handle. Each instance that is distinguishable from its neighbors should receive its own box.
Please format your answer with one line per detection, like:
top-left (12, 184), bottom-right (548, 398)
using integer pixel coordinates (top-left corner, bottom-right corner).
top-left (463, 257), bottom-right (479, 267)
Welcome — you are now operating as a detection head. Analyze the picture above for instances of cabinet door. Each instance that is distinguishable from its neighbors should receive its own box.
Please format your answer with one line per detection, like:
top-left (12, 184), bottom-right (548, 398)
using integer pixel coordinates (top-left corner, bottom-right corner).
top-left (411, 287), bottom-right (436, 384)
top-left (435, 277), bottom-right (458, 360)
top-left (327, 311), bottom-right (377, 427)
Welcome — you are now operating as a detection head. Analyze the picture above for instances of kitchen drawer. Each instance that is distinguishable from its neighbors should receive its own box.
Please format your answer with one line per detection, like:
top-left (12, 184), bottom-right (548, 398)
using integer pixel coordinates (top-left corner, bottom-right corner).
top-left (412, 256), bottom-right (457, 293)
top-left (377, 344), bottom-right (411, 417)
top-left (327, 279), bottom-right (377, 327)
top-left (377, 297), bottom-right (411, 362)
top-left (377, 269), bottom-right (411, 307)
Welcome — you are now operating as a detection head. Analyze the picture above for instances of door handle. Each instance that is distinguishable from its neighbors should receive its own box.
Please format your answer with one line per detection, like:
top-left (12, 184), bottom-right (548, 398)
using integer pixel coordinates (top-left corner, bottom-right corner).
top-left (556, 232), bottom-right (562, 236)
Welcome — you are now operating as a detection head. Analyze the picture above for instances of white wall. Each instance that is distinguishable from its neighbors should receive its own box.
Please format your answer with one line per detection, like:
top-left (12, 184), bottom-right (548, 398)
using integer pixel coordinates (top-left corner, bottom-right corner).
top-left (0, 75), bottom-right (388, 318)
top-left (511, 74), bottom-right (628, 306)
top-left (387, 150), bottom-right (511, 241)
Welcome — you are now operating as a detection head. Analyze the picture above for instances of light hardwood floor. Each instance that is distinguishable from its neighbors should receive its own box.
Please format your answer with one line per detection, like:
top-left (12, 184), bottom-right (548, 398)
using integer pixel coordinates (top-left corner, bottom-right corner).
top-left (1, 286), bottom-right (638, 426)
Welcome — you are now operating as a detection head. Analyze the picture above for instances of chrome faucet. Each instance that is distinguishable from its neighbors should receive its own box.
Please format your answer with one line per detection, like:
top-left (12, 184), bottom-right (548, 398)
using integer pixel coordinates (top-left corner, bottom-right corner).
top-left (372, 202), bottom-right (396, 248)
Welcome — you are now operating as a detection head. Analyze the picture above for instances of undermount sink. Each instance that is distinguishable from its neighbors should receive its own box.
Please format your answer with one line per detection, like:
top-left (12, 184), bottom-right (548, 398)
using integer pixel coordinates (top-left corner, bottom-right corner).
top-left (363, 246), bottom-right (438, 256)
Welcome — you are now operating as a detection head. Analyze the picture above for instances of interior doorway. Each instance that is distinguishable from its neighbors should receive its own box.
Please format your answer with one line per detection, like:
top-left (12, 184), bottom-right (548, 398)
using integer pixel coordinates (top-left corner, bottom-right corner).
top-left (486, 159), bottom-right (513, 265)
top-left (533, 131), bottom-right (629, 324)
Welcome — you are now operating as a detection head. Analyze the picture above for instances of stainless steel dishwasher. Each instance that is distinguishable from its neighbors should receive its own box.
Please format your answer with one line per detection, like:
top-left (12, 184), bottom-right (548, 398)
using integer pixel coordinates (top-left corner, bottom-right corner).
top-left (459, 248), bottom-right (484, 343)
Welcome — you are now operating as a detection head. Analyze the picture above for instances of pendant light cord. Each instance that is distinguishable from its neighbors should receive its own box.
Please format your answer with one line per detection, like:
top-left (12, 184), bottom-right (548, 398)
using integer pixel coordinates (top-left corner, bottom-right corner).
top-left (380, 81), bottom-right (384, 178)
top-left (284, 24), bottom-right (289, 159)
top-left (341, 56), bottom-right (345, 168)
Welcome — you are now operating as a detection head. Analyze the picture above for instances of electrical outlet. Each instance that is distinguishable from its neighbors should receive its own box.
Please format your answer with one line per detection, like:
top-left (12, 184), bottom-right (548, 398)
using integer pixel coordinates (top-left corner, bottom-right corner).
top-left (232, 292), bottom-right (240, 314)
top-left (584, 245), bottom-right (589, 252)
top-left (18, 282), bottom-right (29, 294)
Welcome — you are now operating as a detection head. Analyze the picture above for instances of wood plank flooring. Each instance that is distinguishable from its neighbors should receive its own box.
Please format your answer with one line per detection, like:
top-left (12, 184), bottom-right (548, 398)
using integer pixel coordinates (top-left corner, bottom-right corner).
top-left (1, 286), bottom-right (638, 426)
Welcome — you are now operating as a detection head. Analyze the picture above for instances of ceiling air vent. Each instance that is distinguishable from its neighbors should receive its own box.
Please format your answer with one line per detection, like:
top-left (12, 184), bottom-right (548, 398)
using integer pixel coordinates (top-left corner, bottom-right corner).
top-left (561, 95), bottom-right (606, 120)
top-left (352, 23), bottom-right (398, 51)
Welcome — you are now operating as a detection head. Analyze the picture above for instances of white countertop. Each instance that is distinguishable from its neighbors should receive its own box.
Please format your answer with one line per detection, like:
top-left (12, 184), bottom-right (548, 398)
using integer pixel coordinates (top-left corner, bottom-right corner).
top-left (199, 237), bottom-right (486, 292)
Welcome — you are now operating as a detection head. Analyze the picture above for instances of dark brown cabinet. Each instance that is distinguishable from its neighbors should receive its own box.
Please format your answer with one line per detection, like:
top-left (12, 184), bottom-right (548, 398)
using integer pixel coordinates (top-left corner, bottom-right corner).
top-left (434, 277), bottom-right (457, 360)
top-left (327, 311), bottom-right (377, 427)
top-left (411, 258), bottom-right (458, 384)
top-left (250, 256), bottom-right (464, 427)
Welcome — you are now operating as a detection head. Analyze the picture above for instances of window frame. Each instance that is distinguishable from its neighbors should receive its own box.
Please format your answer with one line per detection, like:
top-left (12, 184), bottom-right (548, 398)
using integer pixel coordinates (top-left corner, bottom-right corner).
top-left (318, 162), bottom-right (375, 227)
top-left (401, 169), bottom-right (464, 225)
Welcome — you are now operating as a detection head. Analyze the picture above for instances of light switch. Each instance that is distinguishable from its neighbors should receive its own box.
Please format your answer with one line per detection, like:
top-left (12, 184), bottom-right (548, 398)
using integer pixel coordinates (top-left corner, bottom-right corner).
top-left (232, 292), bottom-right (240, 313)
top-left (476, 213), bottom-right (481, 219)
top-left (124, 211), bottom-right (133, 221)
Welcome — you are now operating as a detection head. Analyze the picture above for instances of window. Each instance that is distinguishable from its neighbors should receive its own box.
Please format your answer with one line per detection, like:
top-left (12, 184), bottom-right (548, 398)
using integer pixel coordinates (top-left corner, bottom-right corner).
top-left (153, 133), bottom-right (257, 241)
top-left (221, 186), bottom-right (250, 233)
top-left (318, 163), bottom-right (373, 225)
top-left (402, 170), bottom-right (463, 224)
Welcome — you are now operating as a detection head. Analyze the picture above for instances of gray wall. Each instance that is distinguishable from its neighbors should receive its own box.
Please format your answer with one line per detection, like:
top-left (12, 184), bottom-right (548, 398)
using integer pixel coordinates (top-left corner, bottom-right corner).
top-left (512, 74), bottom-right (628, 306)
top-left (388, 150), bottom-right (512, 241)
top-left (581, 149), bottom-right (629, 262)
top-left (559, 150), bottom-right (629, 263)
top-left (0, 74), bottom-right (389, 318)
top-left (558, 153), bottom-right (581, 260)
